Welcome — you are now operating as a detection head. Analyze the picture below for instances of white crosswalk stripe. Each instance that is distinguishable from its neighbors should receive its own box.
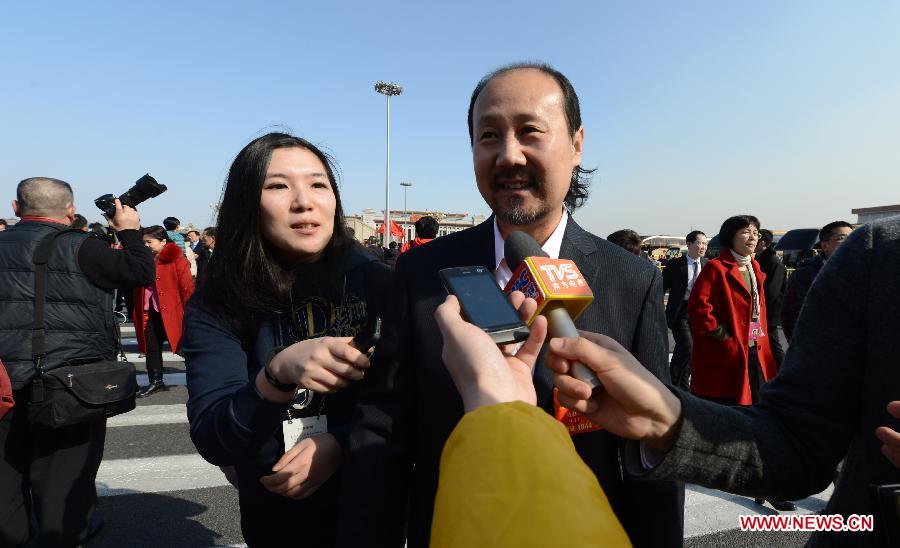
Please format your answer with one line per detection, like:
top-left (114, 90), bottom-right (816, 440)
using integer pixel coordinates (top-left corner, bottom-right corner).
top-left (97, 454), bottom-right (230, 496)
top-left (123, 351), bottom-right (182, 364)
top-left (107, 404), bottom-right (188, 427)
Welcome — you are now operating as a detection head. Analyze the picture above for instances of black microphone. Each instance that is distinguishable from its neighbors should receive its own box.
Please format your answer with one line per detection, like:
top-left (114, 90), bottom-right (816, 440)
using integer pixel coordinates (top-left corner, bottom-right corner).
top-left (504, 231), bottom-right (602, 389)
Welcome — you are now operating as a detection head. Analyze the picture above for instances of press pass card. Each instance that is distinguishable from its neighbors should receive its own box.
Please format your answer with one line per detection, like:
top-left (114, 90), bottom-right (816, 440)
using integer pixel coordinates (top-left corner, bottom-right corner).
top-left (282, 416), bottom-right (328, 450)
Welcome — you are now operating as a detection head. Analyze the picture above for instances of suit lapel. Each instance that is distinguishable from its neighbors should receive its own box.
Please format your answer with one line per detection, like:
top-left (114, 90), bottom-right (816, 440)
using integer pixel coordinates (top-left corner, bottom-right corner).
top-left (465, 215), bottom-right (497, 271)
top-left (534, 218), bottom-right (599, 412)
top-left (559, 219), bottom-right (600, 301)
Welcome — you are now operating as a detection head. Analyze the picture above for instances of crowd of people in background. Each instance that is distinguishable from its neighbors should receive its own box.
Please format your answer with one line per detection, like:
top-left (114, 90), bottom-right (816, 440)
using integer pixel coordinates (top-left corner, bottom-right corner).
top-left (359, 214), bottom-right (441, 269)
top-left (608, 218), bottom-right (854, 405)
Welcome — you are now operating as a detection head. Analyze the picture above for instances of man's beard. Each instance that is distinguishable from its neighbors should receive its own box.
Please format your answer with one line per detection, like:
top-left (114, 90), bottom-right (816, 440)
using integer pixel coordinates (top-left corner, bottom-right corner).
top-left (490, 167), bottom-right (552, 226)
top-left (495, 195), bottom-right (552, 225)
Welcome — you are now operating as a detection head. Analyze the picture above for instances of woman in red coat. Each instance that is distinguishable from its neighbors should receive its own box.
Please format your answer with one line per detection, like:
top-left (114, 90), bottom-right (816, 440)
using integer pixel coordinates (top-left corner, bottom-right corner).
top-left (133, 226), bottom-right (194, 397)
top-left (687, 214), bottom-right (792, 511)
top-left (688, 215), bottom-right (778, 404)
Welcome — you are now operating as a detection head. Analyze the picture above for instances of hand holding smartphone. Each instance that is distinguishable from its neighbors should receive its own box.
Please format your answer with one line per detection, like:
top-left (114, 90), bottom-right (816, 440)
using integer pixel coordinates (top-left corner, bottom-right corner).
top-left (439, 266), bottom-right (530, 345)
top-left (351, 317), bottom-right (382, 356)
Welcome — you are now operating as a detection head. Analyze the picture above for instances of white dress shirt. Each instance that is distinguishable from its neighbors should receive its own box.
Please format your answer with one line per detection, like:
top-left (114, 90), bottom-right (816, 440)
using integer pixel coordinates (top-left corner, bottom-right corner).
top-left (493, 210), bottom-right (569, 288)
top-left (684, 255), bottom-right (702, 300)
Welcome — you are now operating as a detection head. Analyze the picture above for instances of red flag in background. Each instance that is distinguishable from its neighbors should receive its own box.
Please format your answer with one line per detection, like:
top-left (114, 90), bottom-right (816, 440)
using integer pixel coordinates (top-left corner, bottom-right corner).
top-left (378, 220), bottom-right (406, 240)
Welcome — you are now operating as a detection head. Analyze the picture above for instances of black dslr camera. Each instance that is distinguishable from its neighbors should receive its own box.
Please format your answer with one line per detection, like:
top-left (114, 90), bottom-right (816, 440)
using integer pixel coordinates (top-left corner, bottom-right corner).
top-left (94, 174), bottom-right (167, 218)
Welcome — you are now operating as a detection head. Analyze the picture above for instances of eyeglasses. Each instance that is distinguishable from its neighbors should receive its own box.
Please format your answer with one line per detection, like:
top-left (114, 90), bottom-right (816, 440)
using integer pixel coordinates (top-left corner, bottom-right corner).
top-left (738, 229), bottom-right (760, 238)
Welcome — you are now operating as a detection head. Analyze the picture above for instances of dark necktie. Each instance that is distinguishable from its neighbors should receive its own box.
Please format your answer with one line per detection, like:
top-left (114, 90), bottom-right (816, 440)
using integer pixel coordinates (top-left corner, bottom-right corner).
top-left (686, 260), bottom-right (699, 299)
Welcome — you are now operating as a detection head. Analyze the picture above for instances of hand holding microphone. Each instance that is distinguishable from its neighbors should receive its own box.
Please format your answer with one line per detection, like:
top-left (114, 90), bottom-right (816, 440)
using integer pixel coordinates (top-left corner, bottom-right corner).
top-left (503, 231), bottom-right (602, 390)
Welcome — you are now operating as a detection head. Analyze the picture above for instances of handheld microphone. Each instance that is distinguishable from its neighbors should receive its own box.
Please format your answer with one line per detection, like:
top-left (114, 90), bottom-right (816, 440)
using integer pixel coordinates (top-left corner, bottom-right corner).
top-left (503, 231), bottom-right (601, 389)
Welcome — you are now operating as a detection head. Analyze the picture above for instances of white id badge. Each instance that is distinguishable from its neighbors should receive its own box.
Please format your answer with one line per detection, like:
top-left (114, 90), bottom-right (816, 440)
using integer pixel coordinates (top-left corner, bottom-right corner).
top-left (282, 416), bottom-right (328, 451)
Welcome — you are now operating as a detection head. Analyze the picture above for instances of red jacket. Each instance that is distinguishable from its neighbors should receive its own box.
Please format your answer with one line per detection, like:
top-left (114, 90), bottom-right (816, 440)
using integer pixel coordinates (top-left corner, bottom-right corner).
top-left (132, 242), bottom-right (194, 354)
top-left (687, 249), bottom-right (777, 405)
top-left (0, 359), bottom-right (13, 420)
top-left (401, 237), bottom-right (434, 254)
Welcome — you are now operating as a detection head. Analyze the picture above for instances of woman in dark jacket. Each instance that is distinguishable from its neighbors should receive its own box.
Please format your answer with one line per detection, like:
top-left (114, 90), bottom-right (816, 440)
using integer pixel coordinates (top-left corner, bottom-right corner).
top-left (182, 133), bottom-right (391, 547)
top-left (687, 214), bottom-right (791, 510)
top-left (134, 226), bottom-right (194, 397)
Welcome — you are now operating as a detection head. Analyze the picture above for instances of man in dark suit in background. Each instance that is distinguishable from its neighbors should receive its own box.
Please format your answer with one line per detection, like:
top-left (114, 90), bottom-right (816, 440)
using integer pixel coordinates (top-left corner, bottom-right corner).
top-left (663, 230), bottom-right (708, 389)
top-left (186, 229), bottom-right (201, 252)
top-left (194, 227), bottom-right (214, 285)
top-left (755, 229), bottom-right (787, 369)
top-left (782, 220), bottom-right (853, 341)
top-left (339, 63), bottom-right (684, 548)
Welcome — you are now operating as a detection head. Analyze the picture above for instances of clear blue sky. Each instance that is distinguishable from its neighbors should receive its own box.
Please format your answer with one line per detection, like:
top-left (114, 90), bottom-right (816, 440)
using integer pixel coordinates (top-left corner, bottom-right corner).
top-left (3, 1), bottom-right (898, 237)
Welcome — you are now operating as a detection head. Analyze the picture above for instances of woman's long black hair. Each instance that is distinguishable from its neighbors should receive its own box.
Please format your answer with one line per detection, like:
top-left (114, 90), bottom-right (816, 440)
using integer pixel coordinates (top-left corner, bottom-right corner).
top-left (204, 132), bottom-right (352, 321)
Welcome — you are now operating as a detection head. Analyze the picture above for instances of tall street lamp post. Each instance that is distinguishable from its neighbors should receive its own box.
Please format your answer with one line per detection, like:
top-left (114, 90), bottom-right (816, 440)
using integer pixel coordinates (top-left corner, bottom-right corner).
top-left (400, 180), bottom-right (412, 213)
top-left (374, 80), bottom-right (403, 244)
top-left (400, 180), bottom-right (412, 243)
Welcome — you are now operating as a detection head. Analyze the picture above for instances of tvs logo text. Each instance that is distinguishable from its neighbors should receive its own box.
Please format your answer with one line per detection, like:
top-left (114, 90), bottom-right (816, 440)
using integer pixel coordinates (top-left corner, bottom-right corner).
top-left (539, 263), bottom-right (579, 283)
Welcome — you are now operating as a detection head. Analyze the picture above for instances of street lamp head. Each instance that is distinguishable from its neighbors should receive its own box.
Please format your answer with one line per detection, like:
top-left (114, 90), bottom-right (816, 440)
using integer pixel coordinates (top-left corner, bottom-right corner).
top-left (400, 181), bottom-right (412, 188)
top-left (374, 81), bottom-right (403, 96)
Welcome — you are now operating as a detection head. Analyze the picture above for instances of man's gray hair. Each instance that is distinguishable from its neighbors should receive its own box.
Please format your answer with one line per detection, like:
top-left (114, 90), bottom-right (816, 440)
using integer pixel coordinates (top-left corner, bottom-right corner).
top-left (16, 177), bottom-right (75, 216)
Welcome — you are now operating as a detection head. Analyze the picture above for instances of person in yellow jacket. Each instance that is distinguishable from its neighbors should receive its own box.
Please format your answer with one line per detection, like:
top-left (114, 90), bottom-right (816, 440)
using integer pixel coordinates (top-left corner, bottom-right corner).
top-left (430, 293), bottom-right (631, 548)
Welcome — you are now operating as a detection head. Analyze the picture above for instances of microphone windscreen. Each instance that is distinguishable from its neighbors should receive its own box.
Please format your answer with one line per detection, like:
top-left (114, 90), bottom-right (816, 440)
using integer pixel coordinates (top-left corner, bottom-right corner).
top-left (504, 231), bottom-right (547, 271)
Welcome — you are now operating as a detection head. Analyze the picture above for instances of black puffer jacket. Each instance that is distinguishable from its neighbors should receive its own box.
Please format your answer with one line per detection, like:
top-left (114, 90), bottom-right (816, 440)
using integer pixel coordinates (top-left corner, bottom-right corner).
top-left (0, 222), bottom-right (115, 388)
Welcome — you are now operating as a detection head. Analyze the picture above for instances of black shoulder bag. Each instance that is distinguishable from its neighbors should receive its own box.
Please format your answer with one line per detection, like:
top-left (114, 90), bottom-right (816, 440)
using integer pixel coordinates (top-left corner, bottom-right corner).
top-left (28, 230), bottom-right (137, 428)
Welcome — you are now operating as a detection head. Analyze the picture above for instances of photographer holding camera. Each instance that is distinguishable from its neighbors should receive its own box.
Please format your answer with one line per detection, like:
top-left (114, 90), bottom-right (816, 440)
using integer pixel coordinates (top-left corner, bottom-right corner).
top-left (0, 177), bottom-right (154, 546)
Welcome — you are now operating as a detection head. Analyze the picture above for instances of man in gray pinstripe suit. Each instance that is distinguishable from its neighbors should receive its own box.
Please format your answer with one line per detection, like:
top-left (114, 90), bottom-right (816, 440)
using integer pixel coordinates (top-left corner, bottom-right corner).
top-left (339, 62), bottom-right (684, 548)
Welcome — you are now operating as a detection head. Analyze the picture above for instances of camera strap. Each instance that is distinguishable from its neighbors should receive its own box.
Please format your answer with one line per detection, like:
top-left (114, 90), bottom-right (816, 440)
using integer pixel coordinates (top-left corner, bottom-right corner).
top-left (31, 229), bottom-right (83, 365)
top-left (30, 229), bottom-right (82, 401)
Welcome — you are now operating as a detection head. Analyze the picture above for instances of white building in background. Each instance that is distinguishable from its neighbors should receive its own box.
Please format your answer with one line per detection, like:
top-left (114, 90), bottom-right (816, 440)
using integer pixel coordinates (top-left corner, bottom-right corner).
top-left (344, 214), bottom-right (380, 243)
top-left (346, 208), bottom-right (486, 243)
top-left (851, 204), bottom-right (900, 225)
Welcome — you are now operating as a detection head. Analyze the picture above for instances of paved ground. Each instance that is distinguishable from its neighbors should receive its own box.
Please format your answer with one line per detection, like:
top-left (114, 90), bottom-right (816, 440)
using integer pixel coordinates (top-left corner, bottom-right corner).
top-left (93, 325), bottom-right (243, 547)
top-left (87, 324), bottom-right (826, 547)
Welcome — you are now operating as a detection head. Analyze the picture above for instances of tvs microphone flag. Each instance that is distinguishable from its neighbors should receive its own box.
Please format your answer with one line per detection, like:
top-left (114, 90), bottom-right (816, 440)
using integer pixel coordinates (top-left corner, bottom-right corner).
top-left (503, 231), bottom-right (601, 390)
top-left (503, 256), bottom-right (593, 324)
